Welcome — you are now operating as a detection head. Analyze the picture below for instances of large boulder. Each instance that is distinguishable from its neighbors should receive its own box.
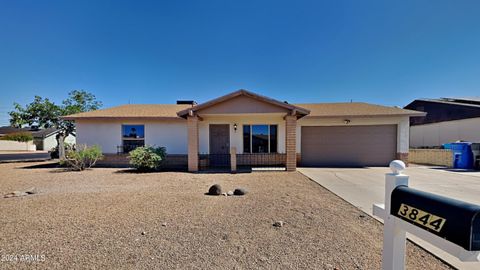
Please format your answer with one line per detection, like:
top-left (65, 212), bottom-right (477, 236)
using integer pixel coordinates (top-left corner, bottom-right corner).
top-left (208, 184), bottom-right (222, 196)
top-left (234, 188), bottom-right (247, 196)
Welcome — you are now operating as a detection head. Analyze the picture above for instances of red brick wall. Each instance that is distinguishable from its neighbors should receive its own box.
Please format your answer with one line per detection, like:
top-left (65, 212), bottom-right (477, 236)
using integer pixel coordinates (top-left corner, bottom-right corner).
top-left (236, 153), bottom-right (286, 166)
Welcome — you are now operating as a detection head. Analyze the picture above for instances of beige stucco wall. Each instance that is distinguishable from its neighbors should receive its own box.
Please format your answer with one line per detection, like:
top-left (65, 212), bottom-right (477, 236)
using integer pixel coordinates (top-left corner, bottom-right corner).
top-left (75, 115), bottom-right (411, 156)
top-left (410, 117), bottom-right (480, 147)
top-left (76, 119), bottom-right (187, 154)
top-left (0, 140), bottom-right (36, 151)
top-left (197, 95), bottom-right (290, 115)
top-left (199, 114), bottom-right (286, 154)
top-left (199, 114), bottom-right (410, 154)
top-left (297, 116), bottom-right (410, 153)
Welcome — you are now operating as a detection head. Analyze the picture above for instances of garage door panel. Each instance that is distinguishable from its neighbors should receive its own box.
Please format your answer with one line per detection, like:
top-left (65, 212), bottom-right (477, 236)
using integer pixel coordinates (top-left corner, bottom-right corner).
top-left (301, 125), bottom-right (397, 167)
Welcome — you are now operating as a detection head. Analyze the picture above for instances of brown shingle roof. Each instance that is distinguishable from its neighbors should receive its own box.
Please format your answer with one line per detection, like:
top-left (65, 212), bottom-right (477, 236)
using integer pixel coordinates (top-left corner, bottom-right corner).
top-left (63, 104), bottom-right (192, 120)
top-left (63, 102), bottom-right (425, 120)
top-left (295, 102), bottom-right (426, 118)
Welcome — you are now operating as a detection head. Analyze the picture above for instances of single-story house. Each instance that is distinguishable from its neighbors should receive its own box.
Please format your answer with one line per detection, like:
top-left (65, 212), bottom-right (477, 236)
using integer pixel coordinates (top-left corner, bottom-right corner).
top-left (64, 89), bottom-right (424, 171)
top-left (31, 128), bottom-right (76, 151)
top-left (404, 97), bottom-right (480, 147)
top-left (0, 126), bottom-right (76, 151)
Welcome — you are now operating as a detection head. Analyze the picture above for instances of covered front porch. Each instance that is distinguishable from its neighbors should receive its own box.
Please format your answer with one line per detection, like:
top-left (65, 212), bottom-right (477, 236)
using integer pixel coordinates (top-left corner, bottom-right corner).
top-left (176, 90), bottom-right (309, 172)
top-left (198, 153), bottom-right (287, 171)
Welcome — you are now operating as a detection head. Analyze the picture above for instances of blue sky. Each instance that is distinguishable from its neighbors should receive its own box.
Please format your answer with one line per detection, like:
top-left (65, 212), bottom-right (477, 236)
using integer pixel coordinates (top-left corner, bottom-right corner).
top-left (1, 0), bottom-right (479, 126)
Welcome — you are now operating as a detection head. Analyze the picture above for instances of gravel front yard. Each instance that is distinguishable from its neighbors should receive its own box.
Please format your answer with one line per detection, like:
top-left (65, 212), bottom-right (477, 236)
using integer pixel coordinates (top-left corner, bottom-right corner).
top-left (0, 162), bottom-right (451, 269)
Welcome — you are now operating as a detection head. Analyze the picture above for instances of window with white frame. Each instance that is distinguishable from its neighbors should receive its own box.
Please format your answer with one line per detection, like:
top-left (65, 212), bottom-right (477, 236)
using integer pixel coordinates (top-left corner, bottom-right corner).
top-left (243, 125), bottom-right (277, 153)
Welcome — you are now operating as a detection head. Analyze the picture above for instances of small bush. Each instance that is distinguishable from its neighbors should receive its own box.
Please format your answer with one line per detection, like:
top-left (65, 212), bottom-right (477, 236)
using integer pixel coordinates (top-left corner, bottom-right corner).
top-left (65, 144), bottom-right (103, 171)
top-left (129, 146), bottom-right (166, 171)
top-left (1, 132), bottom-right (33, 142)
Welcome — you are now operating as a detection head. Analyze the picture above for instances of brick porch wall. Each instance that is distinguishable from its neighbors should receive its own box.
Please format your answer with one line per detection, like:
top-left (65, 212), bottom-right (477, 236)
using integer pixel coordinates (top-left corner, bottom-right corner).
top-left (236, 153), bottom-right (286, 166)
top-left (187, 115), bottom-right (199, 172)
top-left (96, 154), bottom-right (130, 167)
top-left (285, 115), bottom-right (297, 171)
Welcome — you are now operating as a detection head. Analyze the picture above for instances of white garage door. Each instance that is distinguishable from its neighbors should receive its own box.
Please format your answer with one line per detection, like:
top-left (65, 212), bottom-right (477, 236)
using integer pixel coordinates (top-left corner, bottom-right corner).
top-left (301, 125), bottom-right (397, 167)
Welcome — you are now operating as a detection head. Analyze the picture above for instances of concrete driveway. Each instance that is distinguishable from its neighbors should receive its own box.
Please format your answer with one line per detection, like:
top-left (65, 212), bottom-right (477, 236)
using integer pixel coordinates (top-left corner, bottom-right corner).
top-left (298, 166), bottom-right (480, 270)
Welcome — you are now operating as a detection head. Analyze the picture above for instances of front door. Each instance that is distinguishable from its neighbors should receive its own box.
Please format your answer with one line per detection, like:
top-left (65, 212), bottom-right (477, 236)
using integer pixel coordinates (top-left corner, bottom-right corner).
top-left (209, 124), bottom-right (230, 166)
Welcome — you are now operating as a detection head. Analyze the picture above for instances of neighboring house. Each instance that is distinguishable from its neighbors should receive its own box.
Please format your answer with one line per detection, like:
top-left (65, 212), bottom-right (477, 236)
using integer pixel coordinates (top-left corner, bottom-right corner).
top-left (404, 97), bottom-right (480, 147)
top-left (30, 128), bottom-right (76, 151)
top-left (64, 89), bottom-right (424, 171)
top-left (0, 126), bottom-right (76, 151)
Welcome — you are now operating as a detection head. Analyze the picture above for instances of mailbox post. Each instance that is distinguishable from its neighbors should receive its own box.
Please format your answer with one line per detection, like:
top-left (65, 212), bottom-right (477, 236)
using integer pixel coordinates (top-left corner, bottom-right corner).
top-left (381, 164), bottom-right (409, 270)
top-left (373, 160), bottom-right (480, 270)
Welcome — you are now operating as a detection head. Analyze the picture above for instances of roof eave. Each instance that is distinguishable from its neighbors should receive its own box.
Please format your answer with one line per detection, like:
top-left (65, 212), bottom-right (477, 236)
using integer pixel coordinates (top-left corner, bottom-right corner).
top-left (303, 112), bottom-right (427, 119)
top-left (62, 116), bottom-right (185, 121)
top-left (409, 99), bottom-right (480, 109)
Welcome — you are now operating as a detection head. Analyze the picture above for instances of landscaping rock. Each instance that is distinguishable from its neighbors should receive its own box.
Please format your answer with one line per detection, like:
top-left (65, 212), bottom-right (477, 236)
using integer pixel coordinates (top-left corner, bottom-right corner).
top-left (141, 231), bottom-right (146, 235)
top-left (233, 188), bottom-right (247, 196)
top-left (25, 187), bottom-right (37, 194)
top-left (273, 221), bottom-right (284, 227)
top-left (207, 184), bottom-right (222, 196)
top-left (227, 191), bottom-right (234, 196)
top-left (208, 184), bottom-right (222, 195)
top-left (4, 191), bottom-right (28, 198)
top-left (161, 223), bottom-right (167, 227)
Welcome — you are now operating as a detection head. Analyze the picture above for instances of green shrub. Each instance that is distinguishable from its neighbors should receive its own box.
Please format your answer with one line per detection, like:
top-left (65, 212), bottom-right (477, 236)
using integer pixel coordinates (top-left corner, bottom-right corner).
top-left (65, 144), bottom-right (103, 171)
top-left (129, 146), bottom-right (166, 171)
top-left (1, 132), bottom-right (33, 142)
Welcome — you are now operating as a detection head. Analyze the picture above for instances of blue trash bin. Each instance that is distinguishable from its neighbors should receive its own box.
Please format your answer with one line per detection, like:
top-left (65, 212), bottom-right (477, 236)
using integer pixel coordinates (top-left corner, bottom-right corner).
top-left (442, 143), bottom-right (453, 150)
top-left (443, 142), bottom-right (474, 169)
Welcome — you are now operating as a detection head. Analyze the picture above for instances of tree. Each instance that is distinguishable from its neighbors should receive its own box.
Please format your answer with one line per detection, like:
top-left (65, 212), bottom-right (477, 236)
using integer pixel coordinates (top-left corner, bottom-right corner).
top-left (9, 90), bottom-right (102, 160)
top-left (62, 90), bottom-right (102, 114)
top-left (9, 96), bottom-right (61, 128)
top-left (57, 90), bottom-right (102, 160)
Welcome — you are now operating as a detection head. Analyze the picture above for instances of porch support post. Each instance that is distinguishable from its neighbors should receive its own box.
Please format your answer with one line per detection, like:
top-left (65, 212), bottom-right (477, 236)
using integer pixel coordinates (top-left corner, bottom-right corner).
top-left (285, 115), bottom-right (297, 171)
top-left (187, 115), bottom-right (199, 172)
top-left (230, 147), bottom-right (237, 173)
